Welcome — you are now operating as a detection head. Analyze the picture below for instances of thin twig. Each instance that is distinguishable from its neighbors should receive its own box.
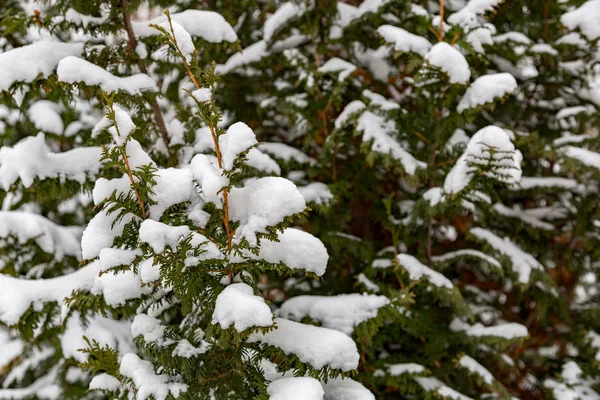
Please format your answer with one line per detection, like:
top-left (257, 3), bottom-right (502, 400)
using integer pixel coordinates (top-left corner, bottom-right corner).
top-left (121, 0), bottom-right (170, 148)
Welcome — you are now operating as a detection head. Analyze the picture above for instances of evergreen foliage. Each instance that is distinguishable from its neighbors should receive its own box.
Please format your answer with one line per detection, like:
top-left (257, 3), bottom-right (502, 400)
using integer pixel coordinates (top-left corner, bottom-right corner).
top-left (1, 1), bottom-right (600, 400)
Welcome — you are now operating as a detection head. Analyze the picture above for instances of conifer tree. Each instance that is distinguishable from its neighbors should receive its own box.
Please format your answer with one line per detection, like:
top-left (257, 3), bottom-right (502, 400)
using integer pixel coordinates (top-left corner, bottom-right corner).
top-left (1, 1), bottom-right (600, 400)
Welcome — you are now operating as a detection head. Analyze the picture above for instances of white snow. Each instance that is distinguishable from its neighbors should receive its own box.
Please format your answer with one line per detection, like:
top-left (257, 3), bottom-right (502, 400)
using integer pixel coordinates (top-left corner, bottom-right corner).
top-left (335, 100), bottom-right (367, 129)
top-left (457, 73), bottom-right (517, 113)
top-left (248, 318), bottom-right (359, 371)
top-left (0, 41), bottom-right (83, 91)
top-left (432, 249), bottom-right (501, 269)
top-left (450, 318), bottom-right (528, 339)
top-left (189, 154), bottom-right (228, 206)
top-left (120, 353), bottom-right (188, 400)
top-left (191, 88), bottom-right (212, 103)
top-left (561, 0), bottom-right (600, 40)
top-left (259, 142), bottom-right (315, 164)
top-left (62, 314), bottom-right (132, 363)
top-left (517, 177), bottom-right (579, 191)
top-left (263, 2), bottom-right (309, 42)
top-left (148, 168), bottom-right (195, 219)
top-left (357, 273), bottom-right (381, 292)
top-left (267, 377), bottom-right (324, 400)
top-left (258, 228), bottom-right (329, 276)
top-left (218, 122), bottom-right (259, 171)
top-left (163, 20), bottom-right (194, 62)
top-left (425, 42), bottom-right (471, 85)
top-left (278, 293), bottom-right (389, 334)
top-left (229, 177), bottom-right (306, 246)
top-left (0, 260), bottom-right (101, 324)
top-left (530, 43), bottom-right (558, 56)
top-left (91, 248), bottom-right (151, 307)
top-left (57, 56), bottom-right (156, 94)
top-left (356, 111), bottom-right (425, 174)
top-left (414, 377), bottom-right (473, 400)
top-left (318, 58), bottom-right (357, 81)
top-left (321, 378), bottom-right (375, 400)
top-left (562, 146), bottom-right (600, 171)
top-left (470, 227), bottom-right (542, 284)
top-left (298, 182), bottom-right (333, 206)
top-left (28, 100), bottom-right (63, 135)
top-left (131, 313), bottom-right (171, 345)
top-left (377, 25), bottom-right (432, 56)
top-left (216, 40), bottom-right (268, 74)
top-left (81, 210), bottom-right (135, 259)
top-left (138, 219), bottom-right (221, 259)
top-left (458, 355), bottom-right (493, 384)
top-left (0, 211), bottom-right (81, 260)
top-left (387, 363), bottom-right (425, 376)
top-left (132, 10), bottom-right (237, 43)
top-left (0, 133), bottom-right (102, 189)
top-left (444, 126), bottom-right (522, 195)
top-left (397, 253), bottom-right (453, 289)
top-left (89, 373), bottom-right (120, 391)
top-left (493, 31), bottom-right (532, 45)
top-left (212, 283), bottom-right (273, 332)
top-left (492, 203), bottom-right (554, 230)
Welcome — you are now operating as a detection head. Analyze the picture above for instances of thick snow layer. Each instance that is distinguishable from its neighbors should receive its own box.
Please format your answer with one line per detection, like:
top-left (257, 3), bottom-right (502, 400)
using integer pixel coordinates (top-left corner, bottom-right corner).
top-left (387, 363), bottom-right (425, 376)
top-left (28, 100), bottom-right (63, 135)
top-left (493, 203), bottom-right (554, 230)
top-left (356, 111), bottom-right (425, 174)
top-left (120, 353), bottom-right (188, 400)
top-left (108, 105), bottom-right (136, 146)
top-left (298, 182), bottom-right (333, 205)
top-left (447, 0), bottom-right (502, 29)
top-left (0, 330), bottom-right (23, 371)
top-left (426, 42), bottom-right (471, 85)
top-left (62, 314), bottom-right (132, 363)
top-left (259, 142), bottom-right (315, 164)
top-left (517, 176), bottom-right (579, 191)
top-left (0, 260), bottom-right (101, 324)
top-left (132, 10), bottom-right (237, 43)
top-left (562, 146), bottom-right (600, 171)
top-left (189, 154), bottom-right (228, 206)
top-left (561, 0), bottom-right (600, 40)
top-left (163, 20), bottom-right (194, 62)
top-left (267, 377), bottom-right (324, 400)
top-left (248, 318), bottom-right (359, 371)
top-left (0, 367), bottom-right (61, 399)
top-left (377, 25), bottom-right (432, 56)
top-left (444, 126), bottom-right (522, 195)
top-left (246, 148), bottom-right (281, 174)
top-left (450, 318), bottom-right (528, 339)
top-left (0, 133), bottom-right (102, 189)
top-left (229, 177), bottom-right (306, 246)
top-left (458, 355), bottom-right (493, 384)
top-left (457, 73), bottom-right (517, 112)
top-left (258, 228), bottom-right (329, 276)
top-left (493, 31), bottom-right (532, 44)
top-left (138, 219), bottom-right (221, 259)
top-left (0, 41), bottom-right (83, 91)
top-left (264, 2), bottom-right (309, 42)
top-left (212, 283), bottom-right (273, 331)
top-left (321, 378), bottom-right (375, 400)
top-left (397, 253), bottom-right (453, 289)
top-left (81, 210), bottom-right (135, 259)
top-left (147, 168), bottom-right (195, 219)
top-left (357, 273), bottom-right (381, 292)
top-left (0, 211), bottom-right (81, 260)
top-left (89, 373), bottom-right (120, 391)
top-left (335, 100), bottom-right (366, 129)
top-left (219, 122), bottom-right (259, 171)
top-left (216, 40), bottom-right (268, 74)
top-left (318, 57), bottom-right (357, 81)
top-left (58, 56), bottom-right (156, 94)
top-left (432, 249), bottom-right (501, 269)
top-left (470, 227), bottom-right (543, 284)
top-left (414, 376), bottom-right (473, 400)
top-left (192, 88), bottom-right (212, 103)
top-left (363, 90), bottom-right (400, 110)
top-left (278, 293), bottom-right (388, 334)
top-left (91, 248), bottom-right (151, 307)
top-left (132, 313), bottom-right (171, 345)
